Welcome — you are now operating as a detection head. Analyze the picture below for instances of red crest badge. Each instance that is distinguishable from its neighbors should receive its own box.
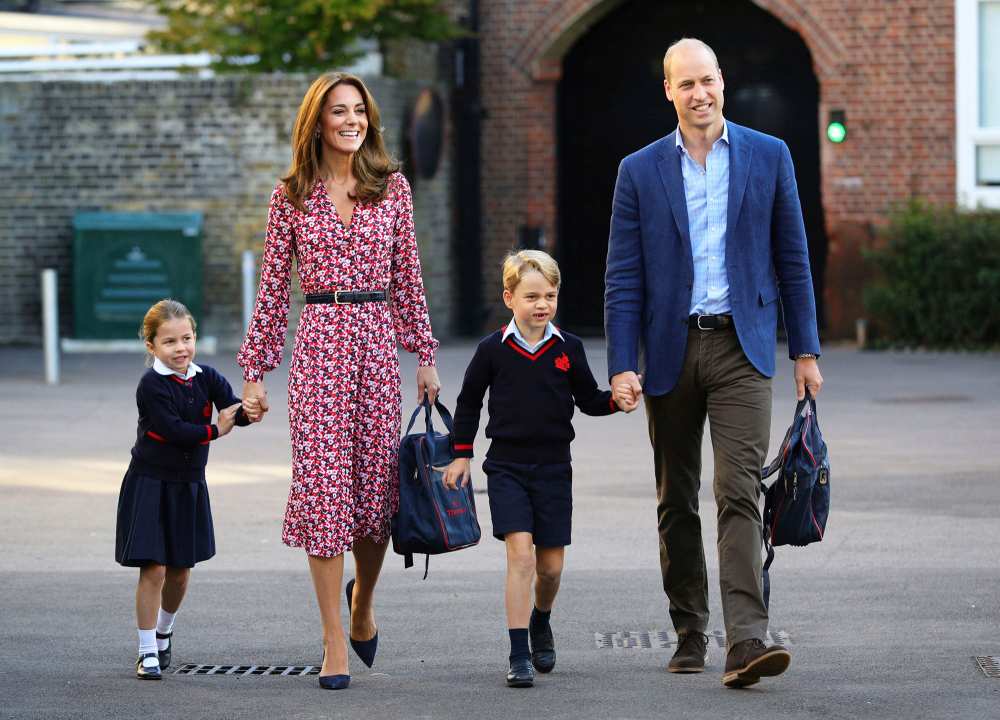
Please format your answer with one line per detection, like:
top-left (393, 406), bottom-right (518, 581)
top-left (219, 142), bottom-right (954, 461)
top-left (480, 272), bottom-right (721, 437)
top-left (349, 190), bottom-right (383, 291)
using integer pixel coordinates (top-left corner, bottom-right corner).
top-left (554, 353), bottom-right (571, 372)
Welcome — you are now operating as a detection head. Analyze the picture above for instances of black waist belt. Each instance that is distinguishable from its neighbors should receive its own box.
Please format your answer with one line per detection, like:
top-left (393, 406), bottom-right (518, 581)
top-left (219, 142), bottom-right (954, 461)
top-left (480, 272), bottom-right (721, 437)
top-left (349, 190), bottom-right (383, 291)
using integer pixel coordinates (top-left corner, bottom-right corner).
top-left (306, 291), bottom-right (387, 305)
top-left (689, 314), bottom-right (733, 330)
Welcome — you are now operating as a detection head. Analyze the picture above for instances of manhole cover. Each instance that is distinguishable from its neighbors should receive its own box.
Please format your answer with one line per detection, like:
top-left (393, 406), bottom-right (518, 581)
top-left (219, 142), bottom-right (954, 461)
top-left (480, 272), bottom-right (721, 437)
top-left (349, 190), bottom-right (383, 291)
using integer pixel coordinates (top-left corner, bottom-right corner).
top-left (595, 629), bottom-right (790, 650)
top-left (173, 664), bottom-right (320, 676)
top-left (974, 656), bottom-right (1000, 678)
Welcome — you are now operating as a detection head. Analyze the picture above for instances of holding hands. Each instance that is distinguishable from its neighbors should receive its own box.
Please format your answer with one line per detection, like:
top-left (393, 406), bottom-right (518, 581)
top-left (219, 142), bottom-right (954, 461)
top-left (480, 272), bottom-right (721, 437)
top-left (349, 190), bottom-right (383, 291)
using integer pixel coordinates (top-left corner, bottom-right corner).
top-left (612, 371), bottom-right (643, 413)
top-left (241, 380), bottom-right (269, 423)
top-left (217, 403), bottom-right (243, 436)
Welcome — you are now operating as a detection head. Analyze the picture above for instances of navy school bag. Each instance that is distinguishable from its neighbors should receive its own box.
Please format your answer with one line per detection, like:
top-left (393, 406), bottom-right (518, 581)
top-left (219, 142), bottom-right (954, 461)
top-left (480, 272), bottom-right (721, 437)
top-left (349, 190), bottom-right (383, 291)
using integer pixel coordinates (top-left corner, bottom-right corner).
top-left (393, 397), bottom-right (481, 578)
top-left (759, 392), bottom-right (830, 607)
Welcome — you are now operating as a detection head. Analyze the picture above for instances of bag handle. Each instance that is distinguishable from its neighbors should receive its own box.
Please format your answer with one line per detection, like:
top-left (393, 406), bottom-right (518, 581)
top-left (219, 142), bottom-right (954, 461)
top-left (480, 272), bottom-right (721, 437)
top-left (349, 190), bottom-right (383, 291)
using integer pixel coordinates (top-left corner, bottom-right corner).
top-left (760, 391), bottom-right (816, 480)
top-left (403, 394), bottom-right (455, 437)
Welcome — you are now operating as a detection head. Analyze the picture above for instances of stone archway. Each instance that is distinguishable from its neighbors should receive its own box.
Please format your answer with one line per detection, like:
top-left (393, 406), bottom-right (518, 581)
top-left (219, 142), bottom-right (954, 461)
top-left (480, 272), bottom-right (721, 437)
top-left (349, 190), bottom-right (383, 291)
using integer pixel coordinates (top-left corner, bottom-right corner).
top-left (516, 0), bottom-right (843, 333)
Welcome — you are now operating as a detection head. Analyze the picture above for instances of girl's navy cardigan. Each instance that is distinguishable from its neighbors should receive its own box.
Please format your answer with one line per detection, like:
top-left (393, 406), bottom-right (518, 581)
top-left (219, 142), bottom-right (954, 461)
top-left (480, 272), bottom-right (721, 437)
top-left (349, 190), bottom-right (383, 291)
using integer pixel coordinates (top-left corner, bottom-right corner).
top-left (130, 365), bottom-right (250, 471)
top-left (451, 329), bottom-right (618, 464)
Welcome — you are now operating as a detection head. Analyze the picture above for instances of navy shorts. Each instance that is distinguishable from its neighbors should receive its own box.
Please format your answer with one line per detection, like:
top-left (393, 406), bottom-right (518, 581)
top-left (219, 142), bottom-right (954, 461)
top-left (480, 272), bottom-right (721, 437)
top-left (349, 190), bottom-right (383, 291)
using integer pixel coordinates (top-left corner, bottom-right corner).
top-left (482, 458), bottom-right (573, 547)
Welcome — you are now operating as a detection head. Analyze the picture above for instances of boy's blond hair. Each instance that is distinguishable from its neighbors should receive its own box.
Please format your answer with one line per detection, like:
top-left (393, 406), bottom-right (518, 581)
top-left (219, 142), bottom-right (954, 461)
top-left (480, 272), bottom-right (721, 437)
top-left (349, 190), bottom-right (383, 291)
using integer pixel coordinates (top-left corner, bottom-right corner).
top-left (502, 250), bottom-right (561, 292)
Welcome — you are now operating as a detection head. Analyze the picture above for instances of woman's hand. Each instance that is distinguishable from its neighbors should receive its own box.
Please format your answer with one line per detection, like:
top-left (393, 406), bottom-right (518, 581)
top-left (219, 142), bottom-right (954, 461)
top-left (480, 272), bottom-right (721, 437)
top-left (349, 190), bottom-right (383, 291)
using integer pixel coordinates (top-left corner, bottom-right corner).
top-left (442, 458), bottom-right (471, 490)
top-left (217, 403), bottom-right (242, 436)
top-left (242, 380), bottom-right (269, 422)
top-left (416, 366), bottom-right (441, 405)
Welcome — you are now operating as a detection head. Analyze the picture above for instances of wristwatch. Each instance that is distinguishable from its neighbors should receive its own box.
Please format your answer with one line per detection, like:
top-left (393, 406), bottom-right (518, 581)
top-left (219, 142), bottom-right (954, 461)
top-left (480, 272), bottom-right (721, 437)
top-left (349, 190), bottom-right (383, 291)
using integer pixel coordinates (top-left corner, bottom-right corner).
top-left (795, 353), bottom-right (818, 360)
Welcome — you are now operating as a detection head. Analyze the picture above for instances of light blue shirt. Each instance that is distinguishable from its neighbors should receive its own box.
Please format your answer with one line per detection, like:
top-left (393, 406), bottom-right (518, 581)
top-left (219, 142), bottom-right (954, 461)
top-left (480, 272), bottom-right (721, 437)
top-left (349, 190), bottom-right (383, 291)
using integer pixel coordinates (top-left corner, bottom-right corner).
top-left (676, 121), bottom-right (731, 315)
top-left (502, 319), bottom-right (563, 352)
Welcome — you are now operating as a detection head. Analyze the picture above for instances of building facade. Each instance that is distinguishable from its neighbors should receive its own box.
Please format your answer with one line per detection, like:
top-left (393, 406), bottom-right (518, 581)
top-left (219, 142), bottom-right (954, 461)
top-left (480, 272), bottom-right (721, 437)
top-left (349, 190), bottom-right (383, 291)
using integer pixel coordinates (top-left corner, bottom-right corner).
top-left (468, 0), bottom-right (995, 338)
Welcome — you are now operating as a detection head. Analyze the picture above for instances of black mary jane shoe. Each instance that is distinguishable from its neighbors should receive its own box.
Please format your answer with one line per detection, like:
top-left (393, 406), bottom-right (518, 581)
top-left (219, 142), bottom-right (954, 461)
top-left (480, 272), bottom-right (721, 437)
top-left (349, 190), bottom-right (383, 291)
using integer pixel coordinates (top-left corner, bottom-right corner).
top-left (156, 631), bottom-right (172, 671)
top-left (136, 652), bottom-right (162, 680)
top-left (506, 657), bottom-right (535, 688)
top-left (345, 578), bottom-right (378, 668)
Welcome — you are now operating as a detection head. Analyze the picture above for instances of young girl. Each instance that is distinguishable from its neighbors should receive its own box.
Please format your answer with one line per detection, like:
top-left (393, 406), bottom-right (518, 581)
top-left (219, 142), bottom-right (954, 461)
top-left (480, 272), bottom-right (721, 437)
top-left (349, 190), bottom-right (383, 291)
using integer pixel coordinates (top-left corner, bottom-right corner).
top-left (115, 299), bottom-right (251, 679)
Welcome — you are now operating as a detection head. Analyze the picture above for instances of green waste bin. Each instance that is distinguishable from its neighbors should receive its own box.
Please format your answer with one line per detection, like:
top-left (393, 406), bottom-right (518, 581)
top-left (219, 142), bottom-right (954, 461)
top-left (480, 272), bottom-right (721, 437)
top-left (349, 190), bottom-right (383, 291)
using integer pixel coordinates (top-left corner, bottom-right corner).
top-left (72, 212), bottom-right (203, 340)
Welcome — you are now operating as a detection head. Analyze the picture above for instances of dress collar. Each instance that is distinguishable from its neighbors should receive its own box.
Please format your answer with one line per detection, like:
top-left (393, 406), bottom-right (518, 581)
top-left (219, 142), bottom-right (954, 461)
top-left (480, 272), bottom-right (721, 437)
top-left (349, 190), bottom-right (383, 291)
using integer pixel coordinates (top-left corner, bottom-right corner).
top-left (153, 357), bottom-right (202, 380)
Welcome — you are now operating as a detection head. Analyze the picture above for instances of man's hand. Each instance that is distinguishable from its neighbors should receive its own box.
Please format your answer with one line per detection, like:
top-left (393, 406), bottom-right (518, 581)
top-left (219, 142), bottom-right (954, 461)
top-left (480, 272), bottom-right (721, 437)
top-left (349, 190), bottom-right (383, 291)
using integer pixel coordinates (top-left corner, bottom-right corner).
top-left (242, 380), bottom-right (269, 422)
top-left (442, 458), bottom-right (471, 490)
top-left (417, 366), bottom-right (441, 405)
top-left (611, 371), bottom-right (643, 412)
top-left (794, 358), bottom-right (823, 400)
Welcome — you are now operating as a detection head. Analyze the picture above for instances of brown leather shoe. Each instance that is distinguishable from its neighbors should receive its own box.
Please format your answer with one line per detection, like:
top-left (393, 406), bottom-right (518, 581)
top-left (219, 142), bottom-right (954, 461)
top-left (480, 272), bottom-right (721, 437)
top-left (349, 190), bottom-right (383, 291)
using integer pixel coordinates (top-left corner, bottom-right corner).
top-left (668, 632), bottom-right (708, 673)
top-left (722, 639), bottom-right (791, 688)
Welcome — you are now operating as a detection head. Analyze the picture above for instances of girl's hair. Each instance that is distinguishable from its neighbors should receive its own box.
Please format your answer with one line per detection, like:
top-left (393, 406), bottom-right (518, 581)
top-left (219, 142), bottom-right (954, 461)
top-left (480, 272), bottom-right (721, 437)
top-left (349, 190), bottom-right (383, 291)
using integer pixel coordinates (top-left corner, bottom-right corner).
top-left (282, 72), bottom-right (399, 213)
top-left (139, 299), bottom-right (196, 363)
top-left (502, 250), bottom-right (561, 292)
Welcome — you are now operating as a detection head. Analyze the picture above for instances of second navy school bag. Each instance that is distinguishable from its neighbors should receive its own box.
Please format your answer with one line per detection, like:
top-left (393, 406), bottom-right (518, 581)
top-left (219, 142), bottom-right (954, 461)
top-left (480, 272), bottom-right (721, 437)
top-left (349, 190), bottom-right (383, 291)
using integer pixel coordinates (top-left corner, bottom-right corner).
top-left (392, 397), bottom-right (481, 578)
top-left (759, 392), bottom-right (830, 607)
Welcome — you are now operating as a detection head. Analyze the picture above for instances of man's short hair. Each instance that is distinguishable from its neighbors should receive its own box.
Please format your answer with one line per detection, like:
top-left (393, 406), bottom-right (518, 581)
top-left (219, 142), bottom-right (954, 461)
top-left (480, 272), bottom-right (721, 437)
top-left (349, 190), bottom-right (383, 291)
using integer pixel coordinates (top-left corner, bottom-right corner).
top-left (502, 249), bottom-right (561, 292)
top-left (663, 38), bottom-right (721, 82)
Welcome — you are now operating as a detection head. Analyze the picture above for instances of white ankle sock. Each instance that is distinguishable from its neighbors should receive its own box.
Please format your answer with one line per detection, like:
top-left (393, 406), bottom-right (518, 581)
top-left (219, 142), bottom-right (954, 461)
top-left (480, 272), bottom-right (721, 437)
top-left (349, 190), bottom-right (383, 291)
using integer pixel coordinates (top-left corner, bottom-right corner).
top-left (156, 609), bottom-right (176, 650)
top-left (138, 628), bottom-right (158, 659)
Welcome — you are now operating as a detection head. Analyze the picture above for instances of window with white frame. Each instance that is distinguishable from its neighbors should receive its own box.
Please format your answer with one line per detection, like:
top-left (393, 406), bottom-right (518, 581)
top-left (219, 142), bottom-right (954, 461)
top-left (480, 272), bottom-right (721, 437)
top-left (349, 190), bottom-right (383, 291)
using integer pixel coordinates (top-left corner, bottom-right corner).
top-left (956, 0), bottom-right (1000, 206)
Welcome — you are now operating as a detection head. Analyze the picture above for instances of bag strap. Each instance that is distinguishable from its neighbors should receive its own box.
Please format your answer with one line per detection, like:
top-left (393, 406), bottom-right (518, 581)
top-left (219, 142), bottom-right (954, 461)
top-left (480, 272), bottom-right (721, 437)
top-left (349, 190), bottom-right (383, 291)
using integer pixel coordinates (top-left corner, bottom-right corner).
top-left (760, 392), bottom-right (815, 480)
top-left (405, 395), bottom-right (455, 437)
top-left (400, 552), bottom-right (431, 580)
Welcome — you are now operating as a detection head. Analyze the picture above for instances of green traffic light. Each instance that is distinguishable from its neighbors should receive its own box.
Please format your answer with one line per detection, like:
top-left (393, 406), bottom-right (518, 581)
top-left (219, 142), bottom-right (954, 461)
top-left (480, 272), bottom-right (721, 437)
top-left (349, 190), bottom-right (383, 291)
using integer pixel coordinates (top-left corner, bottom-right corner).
top-left (827, 121), bottom-right (847, 143)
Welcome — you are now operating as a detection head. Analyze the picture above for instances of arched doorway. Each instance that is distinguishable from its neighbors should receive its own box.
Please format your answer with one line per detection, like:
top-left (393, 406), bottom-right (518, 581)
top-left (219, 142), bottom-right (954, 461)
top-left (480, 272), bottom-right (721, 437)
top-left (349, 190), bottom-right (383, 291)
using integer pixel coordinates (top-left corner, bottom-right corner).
top-left (556, 0), bottom-right (827, 334)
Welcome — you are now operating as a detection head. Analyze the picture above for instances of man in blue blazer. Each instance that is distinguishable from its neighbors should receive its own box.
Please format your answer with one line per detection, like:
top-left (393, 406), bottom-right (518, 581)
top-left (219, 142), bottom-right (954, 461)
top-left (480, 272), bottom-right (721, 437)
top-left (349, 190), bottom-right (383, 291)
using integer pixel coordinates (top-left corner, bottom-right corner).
top-left (605, 38), bottom-right (823, 688)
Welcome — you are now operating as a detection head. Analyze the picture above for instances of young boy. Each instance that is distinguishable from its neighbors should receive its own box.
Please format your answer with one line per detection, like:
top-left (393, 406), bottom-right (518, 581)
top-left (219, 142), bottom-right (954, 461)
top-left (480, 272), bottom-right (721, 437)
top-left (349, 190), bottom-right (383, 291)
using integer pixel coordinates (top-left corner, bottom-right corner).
top-left (442, 250), bottom-right (637, 688)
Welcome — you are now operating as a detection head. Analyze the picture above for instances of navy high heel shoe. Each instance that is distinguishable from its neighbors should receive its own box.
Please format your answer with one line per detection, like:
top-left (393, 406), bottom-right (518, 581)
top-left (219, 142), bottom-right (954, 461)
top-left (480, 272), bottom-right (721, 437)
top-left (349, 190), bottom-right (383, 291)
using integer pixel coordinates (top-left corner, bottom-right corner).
top-left (318, 649), bottom-right (350, 690)
top-left (345, 578), bottom-right (378, 668)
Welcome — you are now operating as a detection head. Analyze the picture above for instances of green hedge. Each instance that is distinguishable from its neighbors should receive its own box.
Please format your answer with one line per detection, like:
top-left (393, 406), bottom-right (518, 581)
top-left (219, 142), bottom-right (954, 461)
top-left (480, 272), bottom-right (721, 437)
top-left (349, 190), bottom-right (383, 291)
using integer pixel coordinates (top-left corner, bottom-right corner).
top-left (864, 203), bottom-right (1000, 349)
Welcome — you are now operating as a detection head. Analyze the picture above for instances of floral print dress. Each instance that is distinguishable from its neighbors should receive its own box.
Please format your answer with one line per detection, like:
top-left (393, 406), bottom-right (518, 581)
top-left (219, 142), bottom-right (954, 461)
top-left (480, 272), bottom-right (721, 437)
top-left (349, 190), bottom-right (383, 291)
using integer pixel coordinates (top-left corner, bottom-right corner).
top-left (238, 172), bottom-right (438, 557)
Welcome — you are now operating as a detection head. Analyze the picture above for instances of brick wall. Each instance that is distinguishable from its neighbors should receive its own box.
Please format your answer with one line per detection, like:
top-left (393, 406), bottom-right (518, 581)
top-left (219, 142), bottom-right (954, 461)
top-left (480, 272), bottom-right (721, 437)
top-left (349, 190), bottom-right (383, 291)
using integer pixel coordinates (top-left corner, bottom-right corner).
top-left (0, 74), bottom-right (454, 345)
top-left (477, 0), bottom-right (956, 337)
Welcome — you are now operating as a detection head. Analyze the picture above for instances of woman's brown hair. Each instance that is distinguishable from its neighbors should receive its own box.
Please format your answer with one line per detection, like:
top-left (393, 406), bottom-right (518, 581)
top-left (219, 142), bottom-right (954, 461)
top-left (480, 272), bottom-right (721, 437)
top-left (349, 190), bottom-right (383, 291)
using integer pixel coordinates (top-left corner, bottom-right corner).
top-left (139, 299), bottom-right (196, 365)
top-left (282, 72), bottom-right (399, 212)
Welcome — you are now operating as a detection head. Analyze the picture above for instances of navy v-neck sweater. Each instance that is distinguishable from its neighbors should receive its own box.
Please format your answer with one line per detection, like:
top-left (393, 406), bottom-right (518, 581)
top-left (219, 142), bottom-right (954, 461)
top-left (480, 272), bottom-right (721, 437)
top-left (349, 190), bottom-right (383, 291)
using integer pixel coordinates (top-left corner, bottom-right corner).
top-left (131, 365), bottom-right (250, 472)
top-left (451, 329), bottom-right (618, 464)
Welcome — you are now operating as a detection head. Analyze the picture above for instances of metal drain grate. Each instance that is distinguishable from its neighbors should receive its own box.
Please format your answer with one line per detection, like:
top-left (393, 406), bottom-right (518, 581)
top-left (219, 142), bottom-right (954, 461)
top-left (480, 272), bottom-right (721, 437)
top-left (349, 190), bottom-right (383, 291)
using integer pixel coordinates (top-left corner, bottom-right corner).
top-left (173, 664), bottom-right (320, 676)
top-left (595, 629), bottom-right (790, 650)
top-left (974, 656), bottom-right (1000, 678)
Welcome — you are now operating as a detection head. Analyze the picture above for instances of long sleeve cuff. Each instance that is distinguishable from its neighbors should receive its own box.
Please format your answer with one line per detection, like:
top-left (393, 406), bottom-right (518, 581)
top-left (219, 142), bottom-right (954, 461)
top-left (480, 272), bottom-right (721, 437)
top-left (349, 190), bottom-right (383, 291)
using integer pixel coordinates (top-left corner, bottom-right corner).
top-left (451, 439), bottom-right (474, 458)
top-left (242, 366), bottom-right (264, 383)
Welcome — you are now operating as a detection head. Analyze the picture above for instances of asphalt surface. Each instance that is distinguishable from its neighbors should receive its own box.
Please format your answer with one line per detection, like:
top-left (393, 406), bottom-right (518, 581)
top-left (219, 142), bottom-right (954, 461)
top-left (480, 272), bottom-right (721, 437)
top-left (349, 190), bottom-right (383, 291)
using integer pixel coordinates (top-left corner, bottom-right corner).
top-left (1, 341), bottom-right (999, 719)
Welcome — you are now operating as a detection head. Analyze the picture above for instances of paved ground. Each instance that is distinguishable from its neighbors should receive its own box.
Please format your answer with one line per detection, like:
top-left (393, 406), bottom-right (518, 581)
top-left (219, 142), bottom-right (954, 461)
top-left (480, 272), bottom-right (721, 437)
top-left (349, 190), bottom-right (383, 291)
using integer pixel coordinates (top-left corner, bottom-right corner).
top-left (1, 341), bottom-right (999, 719)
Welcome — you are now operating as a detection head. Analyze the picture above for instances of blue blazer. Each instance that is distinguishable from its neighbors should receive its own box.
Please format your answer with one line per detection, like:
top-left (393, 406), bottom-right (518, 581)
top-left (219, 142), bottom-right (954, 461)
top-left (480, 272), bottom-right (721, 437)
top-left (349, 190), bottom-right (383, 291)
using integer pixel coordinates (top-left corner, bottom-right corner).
top-left (604, 121), bottom-right (820, 396)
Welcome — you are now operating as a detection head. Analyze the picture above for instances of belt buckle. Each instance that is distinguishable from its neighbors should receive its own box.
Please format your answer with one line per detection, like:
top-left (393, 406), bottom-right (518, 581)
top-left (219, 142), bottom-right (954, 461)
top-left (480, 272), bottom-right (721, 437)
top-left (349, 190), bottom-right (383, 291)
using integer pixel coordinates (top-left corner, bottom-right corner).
top-left (334, 290), bottom-right (347, 305)
top-left (696, 314), bottom-right (714, 331)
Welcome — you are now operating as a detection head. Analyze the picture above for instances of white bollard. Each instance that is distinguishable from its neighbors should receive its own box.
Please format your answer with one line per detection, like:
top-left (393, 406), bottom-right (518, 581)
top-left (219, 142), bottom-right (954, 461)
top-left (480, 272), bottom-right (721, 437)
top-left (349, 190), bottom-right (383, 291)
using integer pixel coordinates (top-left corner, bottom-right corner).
top-left (41, 268), bottom-right (59, 385)
top-left (242, 250), bottom-right (256, 332)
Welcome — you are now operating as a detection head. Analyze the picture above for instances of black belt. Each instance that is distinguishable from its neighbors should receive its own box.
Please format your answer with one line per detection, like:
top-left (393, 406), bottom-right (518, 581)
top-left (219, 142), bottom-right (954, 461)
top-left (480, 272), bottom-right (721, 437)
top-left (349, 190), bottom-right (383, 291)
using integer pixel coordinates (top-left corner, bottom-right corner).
top-left (306, 291), bottom-right (387, 305)
top-left (689, 314), bottom-right (733, 330)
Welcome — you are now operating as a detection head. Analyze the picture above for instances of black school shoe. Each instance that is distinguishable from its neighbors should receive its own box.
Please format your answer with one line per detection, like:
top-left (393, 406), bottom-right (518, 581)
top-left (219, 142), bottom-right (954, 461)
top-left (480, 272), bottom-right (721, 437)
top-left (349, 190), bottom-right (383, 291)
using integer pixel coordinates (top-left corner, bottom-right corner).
top-left (506, 657), bottom-right (535, 688)
top-left (136, 652), bottom-right (162, 680)
top-left (528, 617), bottom-right (556, 673)
top-left (156, 631), bottom-right (172, 670)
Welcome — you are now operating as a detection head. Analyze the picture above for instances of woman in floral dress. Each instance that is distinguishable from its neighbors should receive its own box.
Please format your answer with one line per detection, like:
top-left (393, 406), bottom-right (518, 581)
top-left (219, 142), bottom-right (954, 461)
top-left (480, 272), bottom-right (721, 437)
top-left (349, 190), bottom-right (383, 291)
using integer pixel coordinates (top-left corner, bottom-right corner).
top-left (238, 72), bottom-right (440, 688)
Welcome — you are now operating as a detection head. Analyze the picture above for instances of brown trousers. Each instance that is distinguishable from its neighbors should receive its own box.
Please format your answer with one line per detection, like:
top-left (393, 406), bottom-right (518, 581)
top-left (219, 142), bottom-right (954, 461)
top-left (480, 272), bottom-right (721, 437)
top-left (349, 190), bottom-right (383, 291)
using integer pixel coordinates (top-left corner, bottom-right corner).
top-left (644, 326), bottom-right (772, 646)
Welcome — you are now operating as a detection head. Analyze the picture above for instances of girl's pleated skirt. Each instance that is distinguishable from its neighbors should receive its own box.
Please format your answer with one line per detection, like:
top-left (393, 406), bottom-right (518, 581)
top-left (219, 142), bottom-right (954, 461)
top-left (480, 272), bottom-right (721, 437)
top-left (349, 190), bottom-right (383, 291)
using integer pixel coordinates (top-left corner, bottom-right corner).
top-left (115, 459), bottom-right (216, 568)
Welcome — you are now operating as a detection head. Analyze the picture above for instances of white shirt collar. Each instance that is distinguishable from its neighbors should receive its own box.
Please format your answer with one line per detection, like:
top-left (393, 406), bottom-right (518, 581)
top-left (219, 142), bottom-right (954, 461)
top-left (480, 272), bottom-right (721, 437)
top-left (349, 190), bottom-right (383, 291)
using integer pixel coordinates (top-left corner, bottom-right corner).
top-left (501, 319), bottom-right (563, 349)
top-left (153, 357), bottom-right (202, 380)
top-left (676, 119), bottom-right (729, 153)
